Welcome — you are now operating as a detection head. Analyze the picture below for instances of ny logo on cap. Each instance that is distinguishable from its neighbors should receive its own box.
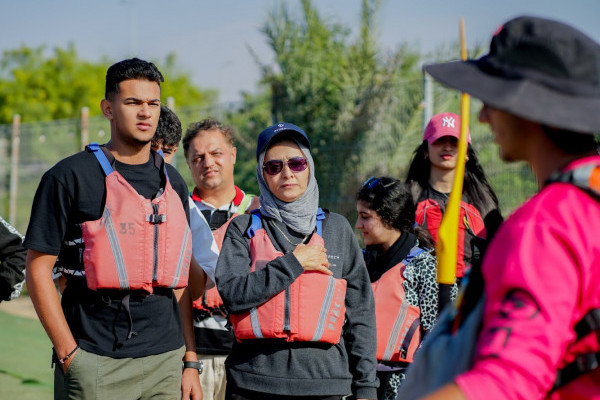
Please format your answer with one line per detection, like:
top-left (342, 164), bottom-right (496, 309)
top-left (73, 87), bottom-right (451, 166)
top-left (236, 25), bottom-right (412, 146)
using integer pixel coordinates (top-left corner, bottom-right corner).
top-left (442, 116), bottom-right (455, 128)
top-left (278, 123), bottom-right (284, 128)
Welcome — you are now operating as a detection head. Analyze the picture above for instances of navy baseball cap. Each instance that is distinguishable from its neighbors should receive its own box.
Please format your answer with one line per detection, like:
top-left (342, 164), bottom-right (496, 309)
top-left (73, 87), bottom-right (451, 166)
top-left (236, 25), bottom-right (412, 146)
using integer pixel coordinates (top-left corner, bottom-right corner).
top-left (256, 122), bottom-right (311, 160)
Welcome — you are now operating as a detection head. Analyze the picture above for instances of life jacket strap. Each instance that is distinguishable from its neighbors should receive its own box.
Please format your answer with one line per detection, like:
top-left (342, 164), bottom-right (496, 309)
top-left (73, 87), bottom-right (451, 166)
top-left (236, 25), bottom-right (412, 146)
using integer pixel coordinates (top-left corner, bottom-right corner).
top-left (552, 308), bottom-right (600, 391)
top-left (574, 308), bottom-right (600, 340)
top-left (246, 208), bottom-right (325, 238)
top-left (399, 317), bottom-right (421, 359)
top-left (546, 162), bottom-right (600, 199)
top-left (87, 143), bottom-right (114, 176)
top-left (553, 351), bottom-right (600, 391)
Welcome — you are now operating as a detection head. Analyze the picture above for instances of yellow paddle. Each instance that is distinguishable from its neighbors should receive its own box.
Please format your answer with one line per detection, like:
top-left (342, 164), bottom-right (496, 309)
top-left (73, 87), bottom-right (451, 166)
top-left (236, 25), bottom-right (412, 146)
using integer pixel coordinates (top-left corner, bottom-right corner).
top-left (436, 18), bottom-right (470, 287)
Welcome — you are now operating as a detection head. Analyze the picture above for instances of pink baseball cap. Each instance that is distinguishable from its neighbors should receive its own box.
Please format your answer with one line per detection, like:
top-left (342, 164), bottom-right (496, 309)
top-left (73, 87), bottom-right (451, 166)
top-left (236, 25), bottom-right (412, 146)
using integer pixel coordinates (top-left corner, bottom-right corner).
top-left (423, 112), bottom-right (471, 144)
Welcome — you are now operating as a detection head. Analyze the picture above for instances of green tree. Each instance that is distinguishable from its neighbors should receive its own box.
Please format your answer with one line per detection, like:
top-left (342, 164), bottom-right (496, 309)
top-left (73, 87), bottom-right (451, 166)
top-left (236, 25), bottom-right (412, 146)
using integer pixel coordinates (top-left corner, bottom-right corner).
top-left (0, 45), bottom-right (216, 124)
top-left (257, 0), bottom-right (422, 215)
top-left (0, 44), bottom-right (106, 123)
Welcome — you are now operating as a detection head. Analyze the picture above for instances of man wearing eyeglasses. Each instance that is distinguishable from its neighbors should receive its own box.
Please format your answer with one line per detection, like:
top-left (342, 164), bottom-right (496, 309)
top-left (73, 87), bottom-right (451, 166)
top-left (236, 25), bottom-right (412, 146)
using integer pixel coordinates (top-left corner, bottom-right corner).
top-left (183, 119), bottom-right (258, 400)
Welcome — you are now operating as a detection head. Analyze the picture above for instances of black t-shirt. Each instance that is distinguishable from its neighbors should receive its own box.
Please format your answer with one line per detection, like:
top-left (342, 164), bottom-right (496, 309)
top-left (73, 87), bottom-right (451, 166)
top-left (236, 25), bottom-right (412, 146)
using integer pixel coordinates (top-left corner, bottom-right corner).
top-left (24, 147), bottom-right (190, 358)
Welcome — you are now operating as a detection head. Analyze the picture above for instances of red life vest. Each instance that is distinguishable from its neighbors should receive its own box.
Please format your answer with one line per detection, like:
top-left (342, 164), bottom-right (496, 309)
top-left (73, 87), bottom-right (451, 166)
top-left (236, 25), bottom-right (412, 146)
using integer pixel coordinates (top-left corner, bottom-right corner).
top-left (191, 190), bottom-right (254, 312)
top-left (229, 209), bottom-right (347, 344)
top-left (81, 143), bottom-right (192, 293)
top-left (372, 246), bottom-right (425, 363)
top-left (415, 199), bottom-right (485, 278)
top-left (192, 217), bottom-right (234, 311)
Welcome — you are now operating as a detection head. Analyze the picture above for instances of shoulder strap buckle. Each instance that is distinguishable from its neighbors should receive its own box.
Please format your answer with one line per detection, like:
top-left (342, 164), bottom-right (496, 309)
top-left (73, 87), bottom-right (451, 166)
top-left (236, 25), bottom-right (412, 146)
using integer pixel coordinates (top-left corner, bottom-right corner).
top-left (246, 209), bottom-right (263, 238)
top-left (575, 308), bottom-right (600, 340)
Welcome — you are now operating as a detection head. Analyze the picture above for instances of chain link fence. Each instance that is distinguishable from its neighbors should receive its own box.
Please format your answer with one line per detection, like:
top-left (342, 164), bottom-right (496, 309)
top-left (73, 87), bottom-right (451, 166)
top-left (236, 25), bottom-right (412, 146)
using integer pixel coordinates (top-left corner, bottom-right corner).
top-left (0, 77), bottom-right (536, 234)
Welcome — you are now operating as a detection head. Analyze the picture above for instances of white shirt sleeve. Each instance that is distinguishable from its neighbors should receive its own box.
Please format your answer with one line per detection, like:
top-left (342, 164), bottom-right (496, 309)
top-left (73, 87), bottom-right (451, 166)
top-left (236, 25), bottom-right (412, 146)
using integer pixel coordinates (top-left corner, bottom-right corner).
top-left (189, 199), bottom-right (219, 290)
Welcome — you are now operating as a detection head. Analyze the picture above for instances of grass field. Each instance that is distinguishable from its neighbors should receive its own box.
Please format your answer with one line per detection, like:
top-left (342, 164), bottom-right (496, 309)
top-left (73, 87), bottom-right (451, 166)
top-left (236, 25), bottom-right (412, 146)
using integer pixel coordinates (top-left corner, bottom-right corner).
top-left (0, 310), bottom-right (53, 399)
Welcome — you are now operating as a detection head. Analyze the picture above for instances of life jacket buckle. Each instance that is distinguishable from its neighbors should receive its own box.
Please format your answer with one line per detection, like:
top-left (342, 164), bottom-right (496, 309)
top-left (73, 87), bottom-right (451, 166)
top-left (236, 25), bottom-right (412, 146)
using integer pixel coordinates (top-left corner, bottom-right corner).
top-left (583, 309), bottom-right (600, 331)
top-left (399, 347), bottom-right (408, 359)
top-left (146, 214), bottom-right (167, 224)
top-left (576, 352), bottom-right (599, 372)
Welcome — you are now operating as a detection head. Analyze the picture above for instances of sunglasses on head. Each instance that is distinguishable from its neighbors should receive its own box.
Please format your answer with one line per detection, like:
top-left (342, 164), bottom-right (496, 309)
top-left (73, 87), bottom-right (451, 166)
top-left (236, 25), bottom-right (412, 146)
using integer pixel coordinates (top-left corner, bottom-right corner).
top-left (362, 176), bottom-right (395, 190)
top-left (263, 157), bottom-right (308, 175)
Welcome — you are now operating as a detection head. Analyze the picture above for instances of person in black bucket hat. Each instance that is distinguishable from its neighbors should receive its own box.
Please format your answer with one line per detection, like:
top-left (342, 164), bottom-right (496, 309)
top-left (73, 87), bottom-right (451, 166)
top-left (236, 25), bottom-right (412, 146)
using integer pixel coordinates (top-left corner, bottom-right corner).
top-left (397, 16), bottom-right (600, 400)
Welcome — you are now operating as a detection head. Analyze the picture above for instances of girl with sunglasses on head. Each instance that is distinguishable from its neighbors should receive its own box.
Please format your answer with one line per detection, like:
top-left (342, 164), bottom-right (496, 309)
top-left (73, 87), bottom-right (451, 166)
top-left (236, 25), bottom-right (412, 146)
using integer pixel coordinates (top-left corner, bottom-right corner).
top-left (405, 112), bottom-right (501, 291)
top-left (215, 122), bottom-right (378, 400)
top-left (356, 177), bottom-right (444, 400)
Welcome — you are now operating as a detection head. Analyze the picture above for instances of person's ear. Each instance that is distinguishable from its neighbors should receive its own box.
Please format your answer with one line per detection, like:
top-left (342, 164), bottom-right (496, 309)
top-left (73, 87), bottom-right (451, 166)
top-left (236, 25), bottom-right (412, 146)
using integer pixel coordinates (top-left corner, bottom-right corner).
top-left (101, 99), bottom-right (113, 120)
top-left (231, 146), bottom-right (237, 165)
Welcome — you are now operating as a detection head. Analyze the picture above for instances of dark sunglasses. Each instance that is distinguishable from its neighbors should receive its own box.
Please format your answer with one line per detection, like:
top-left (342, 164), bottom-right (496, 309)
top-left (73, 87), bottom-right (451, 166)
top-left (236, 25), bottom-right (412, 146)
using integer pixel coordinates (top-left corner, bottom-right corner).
top-left (362, 176), bottom-right (395, 190)
top-left (263, 157), bottom-right (308, 175)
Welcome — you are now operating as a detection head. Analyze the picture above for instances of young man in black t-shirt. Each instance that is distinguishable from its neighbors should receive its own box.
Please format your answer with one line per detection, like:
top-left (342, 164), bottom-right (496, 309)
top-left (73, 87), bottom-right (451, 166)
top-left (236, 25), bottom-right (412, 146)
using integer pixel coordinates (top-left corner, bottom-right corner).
top-left (24, 58), bottom-right (202, 400)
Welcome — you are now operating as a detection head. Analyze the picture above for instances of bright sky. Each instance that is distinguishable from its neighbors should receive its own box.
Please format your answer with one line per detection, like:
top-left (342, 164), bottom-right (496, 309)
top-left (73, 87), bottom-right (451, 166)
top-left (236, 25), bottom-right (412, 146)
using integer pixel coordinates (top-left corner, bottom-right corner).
top-left (1, 0), bottom-right (599, 103)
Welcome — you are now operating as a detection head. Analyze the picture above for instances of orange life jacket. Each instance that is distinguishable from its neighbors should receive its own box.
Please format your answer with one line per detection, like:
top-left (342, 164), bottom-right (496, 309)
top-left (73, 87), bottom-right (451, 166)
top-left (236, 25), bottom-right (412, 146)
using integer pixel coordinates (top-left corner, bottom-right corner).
top-left (191, 190), bottom-right (254, 312)
top-left (415, 199), bottom-right (485, 278)
top-left (229, 209), bottom-right (347, 344)
top-left (81, 143), bottom-right (192, 293)
top-left (192, 217), bottom-right (233, 311)
top-left (371, 246), bottom-right (425, 363)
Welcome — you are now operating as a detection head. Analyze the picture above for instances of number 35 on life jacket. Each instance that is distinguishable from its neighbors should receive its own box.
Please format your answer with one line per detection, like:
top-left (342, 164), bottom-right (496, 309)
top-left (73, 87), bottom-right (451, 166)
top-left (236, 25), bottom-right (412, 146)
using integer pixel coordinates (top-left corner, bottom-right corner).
top-left (415, 199), bottom-right (485, 278)
top-left (229, 209), bottom-right (347, 344)
top-left (81, 143), bottom-right (192, 293)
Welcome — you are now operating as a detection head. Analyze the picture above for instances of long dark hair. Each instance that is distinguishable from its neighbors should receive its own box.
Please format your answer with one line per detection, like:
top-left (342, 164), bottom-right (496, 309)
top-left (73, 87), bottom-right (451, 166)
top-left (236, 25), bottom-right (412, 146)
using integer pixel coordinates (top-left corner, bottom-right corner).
top-left (357, 177), bottom-right (435, 250)
top-left (405, 141), bottom-right (499, 216)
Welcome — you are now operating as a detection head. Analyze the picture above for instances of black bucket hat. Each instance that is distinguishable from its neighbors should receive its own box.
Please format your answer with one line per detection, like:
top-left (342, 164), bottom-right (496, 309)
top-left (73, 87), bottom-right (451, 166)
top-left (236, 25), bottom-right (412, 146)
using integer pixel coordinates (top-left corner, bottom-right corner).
top-left (424, 16), bottom-right (600, 134)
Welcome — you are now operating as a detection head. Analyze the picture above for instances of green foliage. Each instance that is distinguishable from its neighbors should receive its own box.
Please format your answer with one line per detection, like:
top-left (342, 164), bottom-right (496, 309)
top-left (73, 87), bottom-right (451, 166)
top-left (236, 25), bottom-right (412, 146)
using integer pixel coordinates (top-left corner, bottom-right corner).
top-left (0, 45), bottom-right (216, 125)
top-left (257, 0), bottom-right (423, 215)
top-left (223, 91), bottom-right (272, 195)
top-left (0, 44), bottom-right (106, 124)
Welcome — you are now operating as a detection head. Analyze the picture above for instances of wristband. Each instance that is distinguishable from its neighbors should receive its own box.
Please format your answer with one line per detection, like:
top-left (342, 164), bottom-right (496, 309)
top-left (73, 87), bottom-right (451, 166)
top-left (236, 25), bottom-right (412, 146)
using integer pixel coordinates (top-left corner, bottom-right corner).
top-left (183, 360), bottom-right (203, 375)
top-left (59, 345), bottom-right (79, 364)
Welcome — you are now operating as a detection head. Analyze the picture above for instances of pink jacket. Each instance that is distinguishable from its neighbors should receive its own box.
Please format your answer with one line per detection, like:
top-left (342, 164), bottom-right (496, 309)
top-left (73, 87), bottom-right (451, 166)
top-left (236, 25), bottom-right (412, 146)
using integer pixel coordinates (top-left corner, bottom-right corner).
top-left (456, 155), bottom-right (600, 400)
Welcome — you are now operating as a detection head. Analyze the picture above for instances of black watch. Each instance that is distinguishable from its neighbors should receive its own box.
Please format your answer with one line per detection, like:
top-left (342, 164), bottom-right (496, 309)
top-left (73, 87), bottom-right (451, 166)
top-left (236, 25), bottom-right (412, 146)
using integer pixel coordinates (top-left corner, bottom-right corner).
top-left (183, 360), bottom-right (203, 375)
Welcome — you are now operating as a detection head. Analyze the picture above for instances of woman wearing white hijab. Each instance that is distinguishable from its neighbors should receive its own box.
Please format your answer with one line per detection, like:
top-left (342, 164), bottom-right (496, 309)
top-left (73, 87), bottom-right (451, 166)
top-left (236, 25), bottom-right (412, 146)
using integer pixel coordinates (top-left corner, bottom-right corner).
top-left (215, 122), bottom-right (378, 400)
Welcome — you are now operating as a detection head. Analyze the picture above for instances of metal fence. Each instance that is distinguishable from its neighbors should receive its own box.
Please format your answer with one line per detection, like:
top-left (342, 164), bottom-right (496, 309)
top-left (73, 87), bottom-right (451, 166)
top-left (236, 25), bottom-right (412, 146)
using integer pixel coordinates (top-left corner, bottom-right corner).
top-left (0, 77), bottom-right (536, 234)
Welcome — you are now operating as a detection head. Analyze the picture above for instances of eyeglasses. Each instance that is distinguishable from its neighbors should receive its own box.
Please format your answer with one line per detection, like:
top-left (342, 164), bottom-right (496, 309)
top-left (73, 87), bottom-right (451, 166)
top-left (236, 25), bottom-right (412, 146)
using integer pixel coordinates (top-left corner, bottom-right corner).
top-left (263, 157), bottom-right (308, 175)
top-left (362, 176), bottom-right (395, 190)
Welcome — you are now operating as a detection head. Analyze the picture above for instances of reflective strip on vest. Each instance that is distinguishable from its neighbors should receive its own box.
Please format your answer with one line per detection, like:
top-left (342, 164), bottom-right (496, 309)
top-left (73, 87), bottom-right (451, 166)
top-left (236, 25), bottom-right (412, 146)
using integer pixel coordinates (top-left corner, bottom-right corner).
top-left (249, 307), bottom-right (263, 338)
top-left (103, 207), bottom-right (129, 290)
top-left (170, 225), bottom-right (191, 288)
top-left (311, 275), bottom-right (338, 341)
top-left (382, 301), bottom-right (409, 361)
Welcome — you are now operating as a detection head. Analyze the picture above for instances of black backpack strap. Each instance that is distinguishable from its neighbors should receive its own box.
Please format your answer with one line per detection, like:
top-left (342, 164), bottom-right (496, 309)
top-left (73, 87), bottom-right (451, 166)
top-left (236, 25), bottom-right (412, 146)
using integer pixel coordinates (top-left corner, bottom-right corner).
top-left (545, 162), bottom-right (600, 201)
top-left (553, 351), bottom-right (600, 391)
top-left (552, 308), bottom-right (600, 391)
top-left (574, 308), bottom-right (600, 340)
